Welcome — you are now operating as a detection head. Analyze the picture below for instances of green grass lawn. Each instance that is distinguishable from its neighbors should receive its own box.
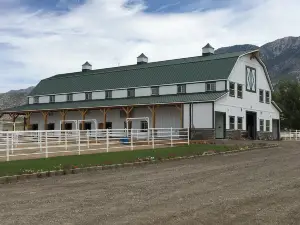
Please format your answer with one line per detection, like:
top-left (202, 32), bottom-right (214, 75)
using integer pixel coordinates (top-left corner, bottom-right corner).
top-left (0, 144), bottom-right (229, 177)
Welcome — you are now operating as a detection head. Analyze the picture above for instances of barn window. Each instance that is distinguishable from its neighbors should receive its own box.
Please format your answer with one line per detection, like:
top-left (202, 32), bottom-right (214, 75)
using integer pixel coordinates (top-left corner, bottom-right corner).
top-left (140, 121), bottom-right (148, 132)
top-left (229, 116), bottom-right (235, 130)
top-left (105, 90), bottom-right (112, 99)
top-left (49, 95), bottom-right (55, 103)
top-left (266, 120), bottom-right (270, 132)
top-left (177, 84), bottom-right (186, 94)
top-left (237, 117), bottom-right (243, 130)
top-left (85, 92), bottom-right (92, 100)
top-left (67, 94), bottom-right (73, 102)
top-left (229, 82), bottom-right (235, 97)
top-left (237, 84), bottom-right (243, 99)
top-left (206, 82), bottom-right (216, 92)
top-left (47, 123), bottom-right (55, 130)
top-left (127, 89), bottom-right (135, 97)
top-left (151, 87), bottom-right (159, 96)
top-left (260, 119), bottom-right (264, 131)
top-left (33, 96), bottom-right (39, 104)
top-left (259, 90), bottom-right (264, 103)
top-left (265, 91), bottom-right (270, 104)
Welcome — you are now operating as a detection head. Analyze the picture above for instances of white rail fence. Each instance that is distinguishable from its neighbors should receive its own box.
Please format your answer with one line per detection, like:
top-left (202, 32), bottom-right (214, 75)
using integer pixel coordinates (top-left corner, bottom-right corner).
top-left (280, 130), bottom-right (300, 141)
top-left (0, 128), bottom-right (189, 161)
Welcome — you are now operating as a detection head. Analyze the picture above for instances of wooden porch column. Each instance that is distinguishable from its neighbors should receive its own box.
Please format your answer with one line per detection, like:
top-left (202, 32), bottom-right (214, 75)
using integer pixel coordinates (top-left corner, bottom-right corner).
top-left (25, 112), bottom-right (32, 130)
top-left (41, 111), bottom-right (49, 130)
top-left (79, 109), bottom-right (88, 130)
top-left (122, 106), bottom-right (134, 128)
top-left (175, 104), bottom-right (184, 128)
top-left (9, 113), bottom-right (19, 131)
top-left (59, 110), bottom-right (68, 130)
top-left (100, 108), bottom-right (110, 129)
top-left (148, 105), bottom-right (157, 129)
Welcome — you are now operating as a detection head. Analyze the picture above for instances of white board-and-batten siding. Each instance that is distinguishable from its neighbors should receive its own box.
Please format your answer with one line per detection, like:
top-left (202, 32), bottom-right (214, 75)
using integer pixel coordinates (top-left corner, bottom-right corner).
top-left (215, 54), bottom-right (280, 131)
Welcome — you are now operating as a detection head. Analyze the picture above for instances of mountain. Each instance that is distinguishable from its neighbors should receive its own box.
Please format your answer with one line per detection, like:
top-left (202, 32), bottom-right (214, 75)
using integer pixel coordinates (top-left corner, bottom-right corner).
top-left (1, 36), bottom-right (300, 112)
top-left (0, 87), bottom-right (34, 114)
top-left (216, 36), bottom-right (300, 81)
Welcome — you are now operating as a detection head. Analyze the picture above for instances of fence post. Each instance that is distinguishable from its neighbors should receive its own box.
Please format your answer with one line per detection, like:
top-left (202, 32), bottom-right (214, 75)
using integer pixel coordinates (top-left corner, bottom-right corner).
top-left (106, 129), bottom-right (109, 152)
top-left (65, 130), bottom-right (67, 150)
top-left (152, 129), bottom-right (155, 149)
top-left (188, 128), bottom-right (190, 145)
top-left (290, 130), bottom-right (292, 140)
top-left (131, 129), bottom-right (134, 150)
top-left (78, 130), bottom-right (81, 155)
top-left (11, 133), bottom-right (14, 155)
top-left (296, 130), bottom-right (298, 141)
top-left (6, 133), bottom-right (9, 162)
top-left (96, 129), bottom-right (98, 144)
top-left (171, 127), bottom-right (173, 147)
top-left (147, 128), bottom-right (150, 145)
top-left (45, 131), bottom-right (48, 158)
top-left (87, 131), bottom-right (90, 149)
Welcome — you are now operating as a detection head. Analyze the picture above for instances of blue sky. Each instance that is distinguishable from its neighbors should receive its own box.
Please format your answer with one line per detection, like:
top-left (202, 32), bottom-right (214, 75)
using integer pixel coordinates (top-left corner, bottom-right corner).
top-left (0, 0), bottom-right (299, 92)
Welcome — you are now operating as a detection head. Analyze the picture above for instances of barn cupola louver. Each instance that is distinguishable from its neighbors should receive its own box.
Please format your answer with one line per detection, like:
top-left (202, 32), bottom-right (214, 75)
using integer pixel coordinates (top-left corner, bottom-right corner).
top-left (137, 53), bottom-right (148, 65)
top-left (82, 61), bottom-right (92, 72)
top-left (202, 43), bottom-right (215, 56)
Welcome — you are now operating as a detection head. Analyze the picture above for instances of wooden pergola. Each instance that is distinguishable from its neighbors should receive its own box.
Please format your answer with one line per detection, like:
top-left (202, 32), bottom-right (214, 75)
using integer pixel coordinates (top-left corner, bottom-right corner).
top-left (1, 103), bottom-right (184, 130)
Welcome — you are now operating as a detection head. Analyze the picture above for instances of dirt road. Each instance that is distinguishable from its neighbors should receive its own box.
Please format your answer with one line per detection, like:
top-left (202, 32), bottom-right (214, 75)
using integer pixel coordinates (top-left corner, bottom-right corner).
top-left (1, 142), bottom-right (300, 225)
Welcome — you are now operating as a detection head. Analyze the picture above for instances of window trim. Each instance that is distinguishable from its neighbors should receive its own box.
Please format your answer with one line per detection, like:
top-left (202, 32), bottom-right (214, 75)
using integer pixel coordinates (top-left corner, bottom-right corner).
top-left (105, 90), bottom-right (112, 99)
top-left (260, 119), bottom-right (264, 131)
top-left (259, 89), bottom-right (264, 103)
top-left (229, 116), bottom-right (235, 130)
top-left (237, 117), bottom-right (243, 130)
top-left (127, 88), bottom-right (135, 98)
top-left (229, 82), bottom-right (235, 97)
top-left (151, 86), bottom-right (159, 96)
top-left (206, 82), bottom-right (216, 92)
top-left (49, 95), bottom-right (55, 103)
top-left (33, 96), bottom-right (39, 104)
top-left (237, 84), bottom-right (243, 99)
top-left (140, 121), bottom-right (148, 132)
top-left (67, 94), bottom-right (73, 102)
top-left (177, 84), bottom-right (186, 94)
top-left (266, 120), bottom-right (270, 132)
top-left (85, 92), bottom-right (92, 100)
top-left (265, 91), bottom-right (270, 104)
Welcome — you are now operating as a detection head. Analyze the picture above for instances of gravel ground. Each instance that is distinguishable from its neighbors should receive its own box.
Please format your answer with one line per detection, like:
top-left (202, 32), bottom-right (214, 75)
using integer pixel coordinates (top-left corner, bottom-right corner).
top-left (1, 142), bottom-right (300, 225)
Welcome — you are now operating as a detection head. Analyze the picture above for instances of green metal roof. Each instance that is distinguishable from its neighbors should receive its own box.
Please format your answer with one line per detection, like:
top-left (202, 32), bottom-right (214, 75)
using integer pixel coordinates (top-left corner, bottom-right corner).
top-left (2, 92), bottom-right (227, 112)
top-left (29, 51), bottom-right (251, 96)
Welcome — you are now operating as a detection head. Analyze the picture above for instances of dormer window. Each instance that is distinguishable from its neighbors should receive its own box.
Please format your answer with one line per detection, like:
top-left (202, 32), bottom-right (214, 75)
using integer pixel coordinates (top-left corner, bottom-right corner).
top-left (177, 84), bottom-right (186, 94)
top-left (151, 87), bottom-right (159, 96)
top-left (49, 95), bottom-right (55, 103)
top-left (105, 90), bottom-right (112, 99)
top-left (85, 92), bottom-right (92, 100)
top-left (67, 94), bottom-right (73, 102)
top-left (127, 89), bottom-right (135, 97)
top-left (33, 96), bottom-right (39, 104)
top-left (229, 82), bottom-right (235, 97)
top-left (206, 82), bottom-right (216, 92)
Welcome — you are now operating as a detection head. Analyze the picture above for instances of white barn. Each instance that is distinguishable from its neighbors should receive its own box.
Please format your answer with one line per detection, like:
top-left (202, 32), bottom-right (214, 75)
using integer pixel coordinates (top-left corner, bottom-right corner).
top-left (0, 44), bottom-right (281, 140)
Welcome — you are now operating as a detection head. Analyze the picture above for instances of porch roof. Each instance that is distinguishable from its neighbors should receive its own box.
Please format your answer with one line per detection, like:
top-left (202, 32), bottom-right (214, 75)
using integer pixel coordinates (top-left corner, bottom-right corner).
top-left (1, 92), bottom-right (227, 113)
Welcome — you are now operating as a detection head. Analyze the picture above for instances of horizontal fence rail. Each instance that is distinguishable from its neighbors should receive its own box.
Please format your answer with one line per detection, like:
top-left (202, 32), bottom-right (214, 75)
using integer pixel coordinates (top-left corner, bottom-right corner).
top-left (280, 130), bottom-right (300, 141)
top-left (0, 128), bottom-right (189, 162)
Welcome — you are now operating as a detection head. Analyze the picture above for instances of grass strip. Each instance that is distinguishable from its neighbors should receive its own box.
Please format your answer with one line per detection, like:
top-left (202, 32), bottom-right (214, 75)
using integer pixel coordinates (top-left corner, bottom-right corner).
top-left (0, 144), bottom-right (231, 177)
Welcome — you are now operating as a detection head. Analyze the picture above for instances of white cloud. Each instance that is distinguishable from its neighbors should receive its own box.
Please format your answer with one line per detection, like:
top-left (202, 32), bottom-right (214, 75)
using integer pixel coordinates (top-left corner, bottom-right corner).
top-left (0, 0), bottom-right (299, 92)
